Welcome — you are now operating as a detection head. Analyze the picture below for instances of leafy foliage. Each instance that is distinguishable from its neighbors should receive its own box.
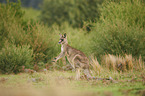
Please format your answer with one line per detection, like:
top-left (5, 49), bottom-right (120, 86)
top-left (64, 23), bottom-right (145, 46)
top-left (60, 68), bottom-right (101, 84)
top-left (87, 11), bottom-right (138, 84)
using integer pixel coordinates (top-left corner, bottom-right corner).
top-left (40, 0), bottom-right (103, 28)
top-left (91, 0), bottom-right (145, 60)
top-left (0, 1), bottom-right (58, 64)
top-left (0, 44), bottom-right (33, 74)
top-left (0, 0), bottom-right (24, 49)
top-left (0, 0), bottom-right (145, 74)
top-left (0, 0), bottom-right (42, 9)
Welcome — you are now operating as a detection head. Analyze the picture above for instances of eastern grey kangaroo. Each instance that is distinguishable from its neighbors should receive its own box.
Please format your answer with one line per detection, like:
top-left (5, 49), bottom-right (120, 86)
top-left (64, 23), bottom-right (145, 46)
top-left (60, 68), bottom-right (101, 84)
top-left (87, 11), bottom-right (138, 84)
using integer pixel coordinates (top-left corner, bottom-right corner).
top-left (52, 33), bottom-right (92, 80)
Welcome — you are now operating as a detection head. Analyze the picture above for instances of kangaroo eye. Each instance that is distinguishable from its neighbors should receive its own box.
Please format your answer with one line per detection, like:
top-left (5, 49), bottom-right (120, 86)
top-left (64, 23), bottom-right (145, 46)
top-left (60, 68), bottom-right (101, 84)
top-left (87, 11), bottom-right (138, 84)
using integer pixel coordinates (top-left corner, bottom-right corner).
top-left (61, 39), bottom-right (64, 41)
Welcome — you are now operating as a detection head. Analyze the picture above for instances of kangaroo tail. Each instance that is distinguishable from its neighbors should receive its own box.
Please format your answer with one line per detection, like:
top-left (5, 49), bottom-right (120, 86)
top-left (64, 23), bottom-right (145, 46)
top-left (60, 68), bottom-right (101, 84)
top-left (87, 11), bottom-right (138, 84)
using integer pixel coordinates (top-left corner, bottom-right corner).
top-left (92, 77), bottom-right (114, 80)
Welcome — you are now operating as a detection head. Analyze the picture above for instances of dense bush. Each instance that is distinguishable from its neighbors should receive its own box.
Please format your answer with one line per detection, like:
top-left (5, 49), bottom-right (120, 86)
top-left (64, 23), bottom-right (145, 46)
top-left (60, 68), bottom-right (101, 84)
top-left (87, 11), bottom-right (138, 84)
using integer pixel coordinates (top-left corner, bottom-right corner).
top-left (40, 0), bottom-right (103, 28)
top-left (0, 0), bottom-right (42, 9)
top-left (91, 0), bottom-right (145, 61)
top-left (0, 1), bottom-right (58, 64)
top-left (0, 44), bottom-right (33, 74)
top-left (0, 1), bottom-right (24, 49)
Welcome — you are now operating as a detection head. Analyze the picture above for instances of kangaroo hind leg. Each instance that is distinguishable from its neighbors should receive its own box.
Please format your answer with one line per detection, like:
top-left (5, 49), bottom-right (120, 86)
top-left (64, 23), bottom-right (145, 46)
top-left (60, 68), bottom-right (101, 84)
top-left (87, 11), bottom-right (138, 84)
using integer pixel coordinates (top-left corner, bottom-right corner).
top-left (75, 68), bottom-right (81, 80)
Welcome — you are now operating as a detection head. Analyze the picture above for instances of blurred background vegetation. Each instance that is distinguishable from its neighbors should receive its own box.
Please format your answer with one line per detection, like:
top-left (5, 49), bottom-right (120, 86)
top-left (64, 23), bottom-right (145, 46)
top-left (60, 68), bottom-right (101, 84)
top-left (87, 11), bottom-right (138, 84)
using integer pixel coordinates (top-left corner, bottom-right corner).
top-left (0, 0), bottom-right (144, 74)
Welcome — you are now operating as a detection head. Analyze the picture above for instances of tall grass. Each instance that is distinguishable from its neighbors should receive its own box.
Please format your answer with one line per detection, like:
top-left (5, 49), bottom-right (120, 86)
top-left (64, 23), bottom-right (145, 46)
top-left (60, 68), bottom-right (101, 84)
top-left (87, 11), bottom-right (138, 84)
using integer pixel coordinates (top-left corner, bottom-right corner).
top-left (90, 54), bottom-right (144, 74)
top-left (90, 55), bottom-right (102, 75)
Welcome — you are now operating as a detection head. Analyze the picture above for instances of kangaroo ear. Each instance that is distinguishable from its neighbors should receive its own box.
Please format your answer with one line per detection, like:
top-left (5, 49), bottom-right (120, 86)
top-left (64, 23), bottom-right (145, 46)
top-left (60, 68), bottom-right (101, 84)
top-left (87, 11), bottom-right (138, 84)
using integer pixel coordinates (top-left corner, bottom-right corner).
top-left (64, 33), bottom-right (67, 38)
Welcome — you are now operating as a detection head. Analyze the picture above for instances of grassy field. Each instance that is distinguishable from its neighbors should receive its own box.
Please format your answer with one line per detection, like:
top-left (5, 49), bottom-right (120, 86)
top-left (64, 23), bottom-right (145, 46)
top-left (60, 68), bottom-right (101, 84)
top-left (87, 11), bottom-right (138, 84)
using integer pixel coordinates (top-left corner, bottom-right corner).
top-left (0, 70), bottom-right (145, 96)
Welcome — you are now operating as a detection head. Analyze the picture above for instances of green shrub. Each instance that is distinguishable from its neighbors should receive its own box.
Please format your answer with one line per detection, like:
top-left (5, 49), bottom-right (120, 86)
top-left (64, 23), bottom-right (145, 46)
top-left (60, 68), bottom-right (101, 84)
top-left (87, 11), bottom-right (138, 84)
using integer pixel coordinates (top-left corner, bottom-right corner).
top-left (0, 44), bottom-right (33, 74)
top-left (0, 0), bottom-right (24, 49)
top-left (91, 0), bottom-right (145, 61)
top-left (40, 0), bottom-right (103, 28)
top-left (0, 1), bottom-right (58, 63)
top-left (100, 0), bottom-right (145, 28)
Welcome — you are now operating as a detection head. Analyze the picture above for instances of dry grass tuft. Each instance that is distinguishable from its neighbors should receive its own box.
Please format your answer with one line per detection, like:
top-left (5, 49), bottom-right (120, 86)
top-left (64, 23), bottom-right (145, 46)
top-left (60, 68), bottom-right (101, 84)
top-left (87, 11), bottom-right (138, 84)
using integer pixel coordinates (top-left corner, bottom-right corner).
top-left (90, 56), bottom-right (103, 75)
top-left (100, 54), bottom-right (144, 72)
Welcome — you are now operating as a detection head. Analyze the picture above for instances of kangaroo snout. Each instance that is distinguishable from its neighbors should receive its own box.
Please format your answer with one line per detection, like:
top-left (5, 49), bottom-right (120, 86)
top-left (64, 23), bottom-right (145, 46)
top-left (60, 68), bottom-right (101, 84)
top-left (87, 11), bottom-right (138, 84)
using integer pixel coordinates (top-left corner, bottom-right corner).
top-left (58, 40), bottom-right (62, 44)
top-left (58, 42), bottom-right (61, 44)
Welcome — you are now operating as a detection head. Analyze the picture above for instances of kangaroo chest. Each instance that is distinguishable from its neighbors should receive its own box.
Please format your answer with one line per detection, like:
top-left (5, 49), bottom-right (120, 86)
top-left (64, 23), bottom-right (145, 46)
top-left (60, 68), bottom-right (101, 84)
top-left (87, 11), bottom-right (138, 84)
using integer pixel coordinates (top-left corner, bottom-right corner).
top-left (61, 45), bottom-right (64, 52)
top-left (61, 45), bottom-right (70, 57)
top-left (61, 45), bottom-right (70, 55)
top-left (61, 45), bottom-right (75, 68)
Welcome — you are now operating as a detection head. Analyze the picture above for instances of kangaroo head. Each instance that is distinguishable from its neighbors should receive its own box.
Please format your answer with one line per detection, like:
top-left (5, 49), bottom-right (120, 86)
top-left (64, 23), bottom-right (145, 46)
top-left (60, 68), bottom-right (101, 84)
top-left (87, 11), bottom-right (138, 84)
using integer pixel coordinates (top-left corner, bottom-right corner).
top-left (58, 33), bottom-right (68, 44)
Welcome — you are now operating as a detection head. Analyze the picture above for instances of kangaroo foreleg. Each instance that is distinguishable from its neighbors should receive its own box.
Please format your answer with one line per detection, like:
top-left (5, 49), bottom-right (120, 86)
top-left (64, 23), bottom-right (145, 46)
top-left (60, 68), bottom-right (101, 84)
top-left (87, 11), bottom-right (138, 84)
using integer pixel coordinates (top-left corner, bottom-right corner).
top-left (52, 52), bottom-right (65, 62)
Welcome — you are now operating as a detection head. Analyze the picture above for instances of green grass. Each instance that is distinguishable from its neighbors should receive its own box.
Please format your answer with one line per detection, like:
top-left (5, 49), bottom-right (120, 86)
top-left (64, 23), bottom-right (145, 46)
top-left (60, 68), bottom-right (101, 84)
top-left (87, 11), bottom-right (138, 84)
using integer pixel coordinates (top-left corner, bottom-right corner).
top-left (0, 70), bottom-right (144, 96)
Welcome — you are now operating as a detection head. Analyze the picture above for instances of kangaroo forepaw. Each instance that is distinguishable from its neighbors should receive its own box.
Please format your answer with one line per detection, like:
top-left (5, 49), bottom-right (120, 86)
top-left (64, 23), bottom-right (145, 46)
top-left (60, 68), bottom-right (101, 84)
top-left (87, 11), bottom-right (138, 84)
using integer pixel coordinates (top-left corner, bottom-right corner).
top-left (51, 58), bottom-right (57, 62)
